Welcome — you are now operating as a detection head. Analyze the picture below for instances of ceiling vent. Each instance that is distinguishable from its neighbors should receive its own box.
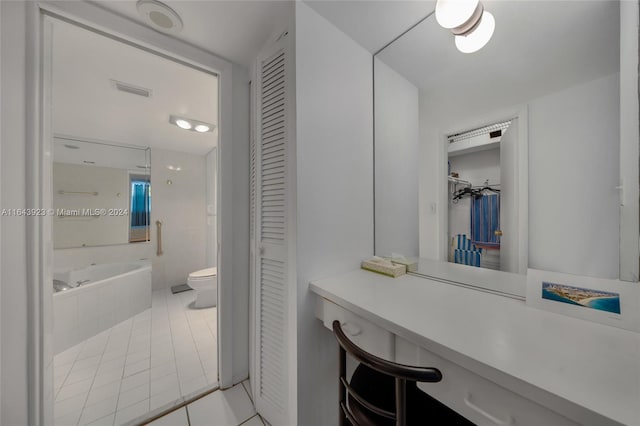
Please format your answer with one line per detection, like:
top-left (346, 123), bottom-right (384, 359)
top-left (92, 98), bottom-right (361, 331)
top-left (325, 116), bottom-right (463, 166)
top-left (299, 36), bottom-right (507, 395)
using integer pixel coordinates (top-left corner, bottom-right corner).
top-left (448, 120), bottom-right (511, 156)
top-left (110, 80), bottom-right (153, 98)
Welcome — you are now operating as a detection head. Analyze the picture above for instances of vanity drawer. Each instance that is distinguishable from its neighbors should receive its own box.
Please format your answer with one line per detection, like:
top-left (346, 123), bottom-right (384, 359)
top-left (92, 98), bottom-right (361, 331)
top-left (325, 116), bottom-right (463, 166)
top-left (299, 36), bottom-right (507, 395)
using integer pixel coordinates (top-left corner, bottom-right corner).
top-left (316, 298), bottom-right (394, 360)
top-left (396, 337), bottom-right (578, 426)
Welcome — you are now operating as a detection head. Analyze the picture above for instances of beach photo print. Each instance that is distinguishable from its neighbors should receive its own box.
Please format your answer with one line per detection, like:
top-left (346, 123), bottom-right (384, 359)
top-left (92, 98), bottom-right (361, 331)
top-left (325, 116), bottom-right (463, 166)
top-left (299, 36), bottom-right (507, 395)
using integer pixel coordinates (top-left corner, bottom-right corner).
top-left (541, 282), bottom-right (621, 314)
top-left (527, 269), bottom-right (638, 331)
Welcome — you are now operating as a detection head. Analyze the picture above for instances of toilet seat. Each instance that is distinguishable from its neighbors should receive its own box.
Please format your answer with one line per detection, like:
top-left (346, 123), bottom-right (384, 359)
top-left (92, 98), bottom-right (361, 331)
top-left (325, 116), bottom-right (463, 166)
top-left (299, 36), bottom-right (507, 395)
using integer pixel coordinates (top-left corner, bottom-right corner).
top-left (189, 267), bottom-right (217, 280)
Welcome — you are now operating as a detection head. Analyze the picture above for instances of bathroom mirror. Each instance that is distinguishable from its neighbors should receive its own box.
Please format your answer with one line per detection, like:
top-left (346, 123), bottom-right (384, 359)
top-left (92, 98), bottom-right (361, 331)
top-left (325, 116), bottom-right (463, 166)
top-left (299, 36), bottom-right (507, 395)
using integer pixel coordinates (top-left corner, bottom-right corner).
top-left (52, 136), bottom-right (151, 249)
top-left (374, 0), bottom-right (638, 296)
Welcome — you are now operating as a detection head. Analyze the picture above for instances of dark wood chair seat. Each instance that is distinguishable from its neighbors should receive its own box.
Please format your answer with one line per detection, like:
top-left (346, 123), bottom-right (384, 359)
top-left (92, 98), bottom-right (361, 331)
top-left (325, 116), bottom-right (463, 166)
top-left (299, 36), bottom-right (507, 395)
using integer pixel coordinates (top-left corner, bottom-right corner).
top-left (333, 320), bottom-right (475, 426)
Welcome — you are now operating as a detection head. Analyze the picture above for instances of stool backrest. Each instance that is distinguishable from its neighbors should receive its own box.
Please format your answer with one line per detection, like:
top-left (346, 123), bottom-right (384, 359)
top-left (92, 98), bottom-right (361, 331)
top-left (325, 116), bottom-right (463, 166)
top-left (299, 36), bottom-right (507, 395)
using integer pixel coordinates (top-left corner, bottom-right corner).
top-left (332, 320), bottom-right (442, 426)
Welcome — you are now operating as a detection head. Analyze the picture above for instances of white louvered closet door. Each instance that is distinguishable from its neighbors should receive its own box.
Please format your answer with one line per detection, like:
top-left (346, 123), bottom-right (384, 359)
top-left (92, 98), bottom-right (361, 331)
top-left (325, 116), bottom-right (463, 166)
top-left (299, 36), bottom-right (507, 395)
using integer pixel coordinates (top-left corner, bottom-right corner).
top-left (252, 31), bottom-right (293, 426)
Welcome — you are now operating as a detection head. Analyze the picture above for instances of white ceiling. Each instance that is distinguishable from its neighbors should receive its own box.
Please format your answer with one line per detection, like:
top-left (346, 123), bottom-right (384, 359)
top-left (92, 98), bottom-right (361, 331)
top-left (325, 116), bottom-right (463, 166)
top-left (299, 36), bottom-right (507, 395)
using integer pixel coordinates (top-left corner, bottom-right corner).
top-left (375, 0), bottom-right (620, 115)
top-left (92, 0), bottom-right (292, 66)
top-left (52, 19), bottom-right (219, 156)
top-left (305, 0), bottom-right (436, 53)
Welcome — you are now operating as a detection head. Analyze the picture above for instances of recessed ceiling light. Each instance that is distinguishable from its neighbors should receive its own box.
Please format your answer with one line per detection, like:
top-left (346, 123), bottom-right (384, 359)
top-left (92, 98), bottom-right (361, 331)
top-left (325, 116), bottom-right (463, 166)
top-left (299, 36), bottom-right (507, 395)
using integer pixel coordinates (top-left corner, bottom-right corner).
top-left (136, 0), bottom-right (183, 34)
top-left (175, 119), bottom-right (192, 130)
top-left (167, 165), bottom-right (181, 171)
top-left (169, 115), bottom-right (216, 133)
top-left (64, 144), bottom-right (79, 149)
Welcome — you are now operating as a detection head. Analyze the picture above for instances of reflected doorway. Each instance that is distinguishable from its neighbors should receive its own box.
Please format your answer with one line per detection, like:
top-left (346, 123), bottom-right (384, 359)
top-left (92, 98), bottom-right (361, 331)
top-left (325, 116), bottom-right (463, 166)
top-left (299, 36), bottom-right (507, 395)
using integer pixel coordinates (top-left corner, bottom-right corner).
top-left (447, 119), bottom-right (518, 273)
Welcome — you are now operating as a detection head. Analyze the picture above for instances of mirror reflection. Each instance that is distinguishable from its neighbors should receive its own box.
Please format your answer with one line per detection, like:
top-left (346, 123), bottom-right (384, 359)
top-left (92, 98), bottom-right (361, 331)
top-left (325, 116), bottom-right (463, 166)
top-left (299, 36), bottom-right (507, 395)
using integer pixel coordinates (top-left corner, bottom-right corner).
top-left (375, 0), bottom-right (630, 295)
top-left (52, 137), bottom-right (151, 248)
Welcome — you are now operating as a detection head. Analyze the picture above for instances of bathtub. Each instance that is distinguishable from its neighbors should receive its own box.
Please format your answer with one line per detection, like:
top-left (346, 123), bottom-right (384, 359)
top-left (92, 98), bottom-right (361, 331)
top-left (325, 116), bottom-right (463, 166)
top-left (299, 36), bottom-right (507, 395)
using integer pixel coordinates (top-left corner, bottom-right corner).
top-left (53, 262), bottom-right (152, 354)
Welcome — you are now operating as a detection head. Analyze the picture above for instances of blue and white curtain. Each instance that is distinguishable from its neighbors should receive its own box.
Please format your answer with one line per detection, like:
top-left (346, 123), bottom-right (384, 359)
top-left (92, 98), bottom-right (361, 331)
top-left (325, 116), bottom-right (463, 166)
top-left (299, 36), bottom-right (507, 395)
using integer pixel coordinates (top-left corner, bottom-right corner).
top-left (470, 193), bottom-right (500, 247)
top-left (131, 181), bottom-right (150, 227)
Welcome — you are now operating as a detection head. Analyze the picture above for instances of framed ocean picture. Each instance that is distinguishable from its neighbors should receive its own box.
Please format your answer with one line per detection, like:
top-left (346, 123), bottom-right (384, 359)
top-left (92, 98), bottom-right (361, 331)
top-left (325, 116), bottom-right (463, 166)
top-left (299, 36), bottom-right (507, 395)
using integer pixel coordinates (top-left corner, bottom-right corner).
top-left (527, 269), bottom-right (639, 332)
top-left (541, 282), bottom-right (620, 314)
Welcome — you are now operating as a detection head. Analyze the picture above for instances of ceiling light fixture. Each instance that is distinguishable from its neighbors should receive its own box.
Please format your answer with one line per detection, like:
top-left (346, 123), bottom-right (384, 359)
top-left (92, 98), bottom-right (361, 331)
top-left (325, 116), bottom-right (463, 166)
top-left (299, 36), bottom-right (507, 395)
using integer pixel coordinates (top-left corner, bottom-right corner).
top-left (435, 0), bottom-right (495, 53)
top-left (175, 119), bottom-right (192, 130)
top-left (136, 0), bottom-right (183, 35)
top-left (169, 115), bottom-right (216, 133)
top-left (454, 11), bottom-right (495, 53)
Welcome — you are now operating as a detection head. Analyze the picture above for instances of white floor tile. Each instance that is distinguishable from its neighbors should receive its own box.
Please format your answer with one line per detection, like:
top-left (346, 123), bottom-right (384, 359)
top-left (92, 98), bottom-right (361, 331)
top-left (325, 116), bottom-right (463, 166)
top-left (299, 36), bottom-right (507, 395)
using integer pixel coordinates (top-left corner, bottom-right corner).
top-left (149, 360), bottom-right (177, 381)
top-left (242, 380), bottom-right (253, 403)
top-left (92, 370), bottom-right (124, 389)
top-left (179, 375), bottom-right (207, 396)
top-left (78, 395), bottom-right (118, 426)
top-left (56, 377), bottom-right (93, 402)
top-left (176, 363), bottom-right (204, 383)
top-left (150, 372), bottom-right (179, 397)
top-left (73, 354), bottom-right (102, 371)
top-left (54, 393), bottom-right (86, 419)
top-left (85, 381), bottom-right (121, 407)
top-left (241, 415), bottom-right (265, 426)
top-left (113, 398), bottom-right (149, 425)
top-left (147, 407), bottom-right (189, 426)
top-left (116, 382), bottom-right (150, 411)
top-left (84, 413), bottom-right (115, 426)
top-left (149, 387), bottom-right (181, 412)
top-left (187, 384), bottom-right (256, 426)
top-left (123, 357), bottom-right (150, 377)
top-left (120, 370), bottom-right (150, 393)
top-left (55, 289), bottom-right (219, 426)
top-left (54, 409), bottom-right (83, 426)
top-left (64, 364), bottom-right (98, 386)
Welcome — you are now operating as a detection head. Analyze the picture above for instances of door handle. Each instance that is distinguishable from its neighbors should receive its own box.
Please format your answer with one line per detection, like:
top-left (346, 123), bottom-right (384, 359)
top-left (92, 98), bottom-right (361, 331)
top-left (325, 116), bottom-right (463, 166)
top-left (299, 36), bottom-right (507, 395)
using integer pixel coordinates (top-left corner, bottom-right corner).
top-left (156, 220), bottom-right (163, 256)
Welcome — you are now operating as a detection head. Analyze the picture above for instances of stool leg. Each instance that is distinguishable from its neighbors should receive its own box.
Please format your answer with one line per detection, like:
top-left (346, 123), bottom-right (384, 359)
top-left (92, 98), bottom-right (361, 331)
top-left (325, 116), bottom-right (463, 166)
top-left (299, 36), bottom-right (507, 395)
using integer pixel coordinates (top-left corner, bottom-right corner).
top-left (395, 378), bottom-right (406, 426)
top-left (339, 346), bottom-right (347, 426)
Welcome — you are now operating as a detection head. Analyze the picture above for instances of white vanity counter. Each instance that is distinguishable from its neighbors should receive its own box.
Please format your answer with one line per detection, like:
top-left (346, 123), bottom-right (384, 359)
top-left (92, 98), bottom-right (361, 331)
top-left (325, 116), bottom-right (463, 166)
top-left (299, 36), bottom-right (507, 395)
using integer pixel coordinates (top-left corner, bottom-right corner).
top-left (310, 269), bottom-right (640, 426)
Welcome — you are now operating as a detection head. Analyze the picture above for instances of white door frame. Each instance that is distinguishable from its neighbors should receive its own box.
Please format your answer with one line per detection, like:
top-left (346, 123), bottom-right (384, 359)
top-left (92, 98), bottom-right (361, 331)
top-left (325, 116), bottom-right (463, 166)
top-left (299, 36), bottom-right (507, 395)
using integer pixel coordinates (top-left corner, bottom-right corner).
top-left (26, 2), bottom-right (235, 424)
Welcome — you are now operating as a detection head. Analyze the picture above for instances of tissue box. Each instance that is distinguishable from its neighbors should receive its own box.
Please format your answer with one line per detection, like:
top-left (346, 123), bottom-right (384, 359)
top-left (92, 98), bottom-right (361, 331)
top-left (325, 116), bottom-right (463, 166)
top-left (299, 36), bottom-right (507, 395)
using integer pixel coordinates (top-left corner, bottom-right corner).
top-left (387, 258), bottom-right (418, 273)
top-left (361, 260), bottom-right (406, 278)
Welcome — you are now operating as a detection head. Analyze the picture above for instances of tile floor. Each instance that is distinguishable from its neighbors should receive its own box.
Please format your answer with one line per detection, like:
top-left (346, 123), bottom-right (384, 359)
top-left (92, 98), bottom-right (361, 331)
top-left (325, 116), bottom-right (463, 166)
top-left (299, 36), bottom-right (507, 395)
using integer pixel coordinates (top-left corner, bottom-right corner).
top-left (146, 381), bottom-right (263, 426)
top-left (53, 288), bottom-right (218, 426)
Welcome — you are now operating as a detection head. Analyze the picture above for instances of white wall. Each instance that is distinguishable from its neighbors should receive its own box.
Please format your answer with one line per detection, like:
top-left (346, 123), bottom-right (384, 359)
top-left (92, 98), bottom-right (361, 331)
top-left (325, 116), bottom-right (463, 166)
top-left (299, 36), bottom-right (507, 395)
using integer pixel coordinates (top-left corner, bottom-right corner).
top-left (374, 58), bottom-right (419, 257)
top-left (295, 3), bottom-right (374, 425)
top-left (1, 2), bottom-right (29, 424)
top-left (528, 74), bottom-right (619, 278)
top-left (206, 148), bottom-right (217, 268)
top-left (150, 148), bottom-right (209, 290)
top-left (419, 73), bottom-right (620, 279)
top-left (231, 64), bottom-right (250, 383)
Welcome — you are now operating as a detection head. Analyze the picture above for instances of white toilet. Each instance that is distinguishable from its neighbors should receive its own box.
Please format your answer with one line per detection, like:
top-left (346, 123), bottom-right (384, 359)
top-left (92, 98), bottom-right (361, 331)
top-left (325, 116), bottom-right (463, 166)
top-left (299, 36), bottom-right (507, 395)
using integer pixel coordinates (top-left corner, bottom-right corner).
top-left (187, 267), bottom-right (217, 308)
